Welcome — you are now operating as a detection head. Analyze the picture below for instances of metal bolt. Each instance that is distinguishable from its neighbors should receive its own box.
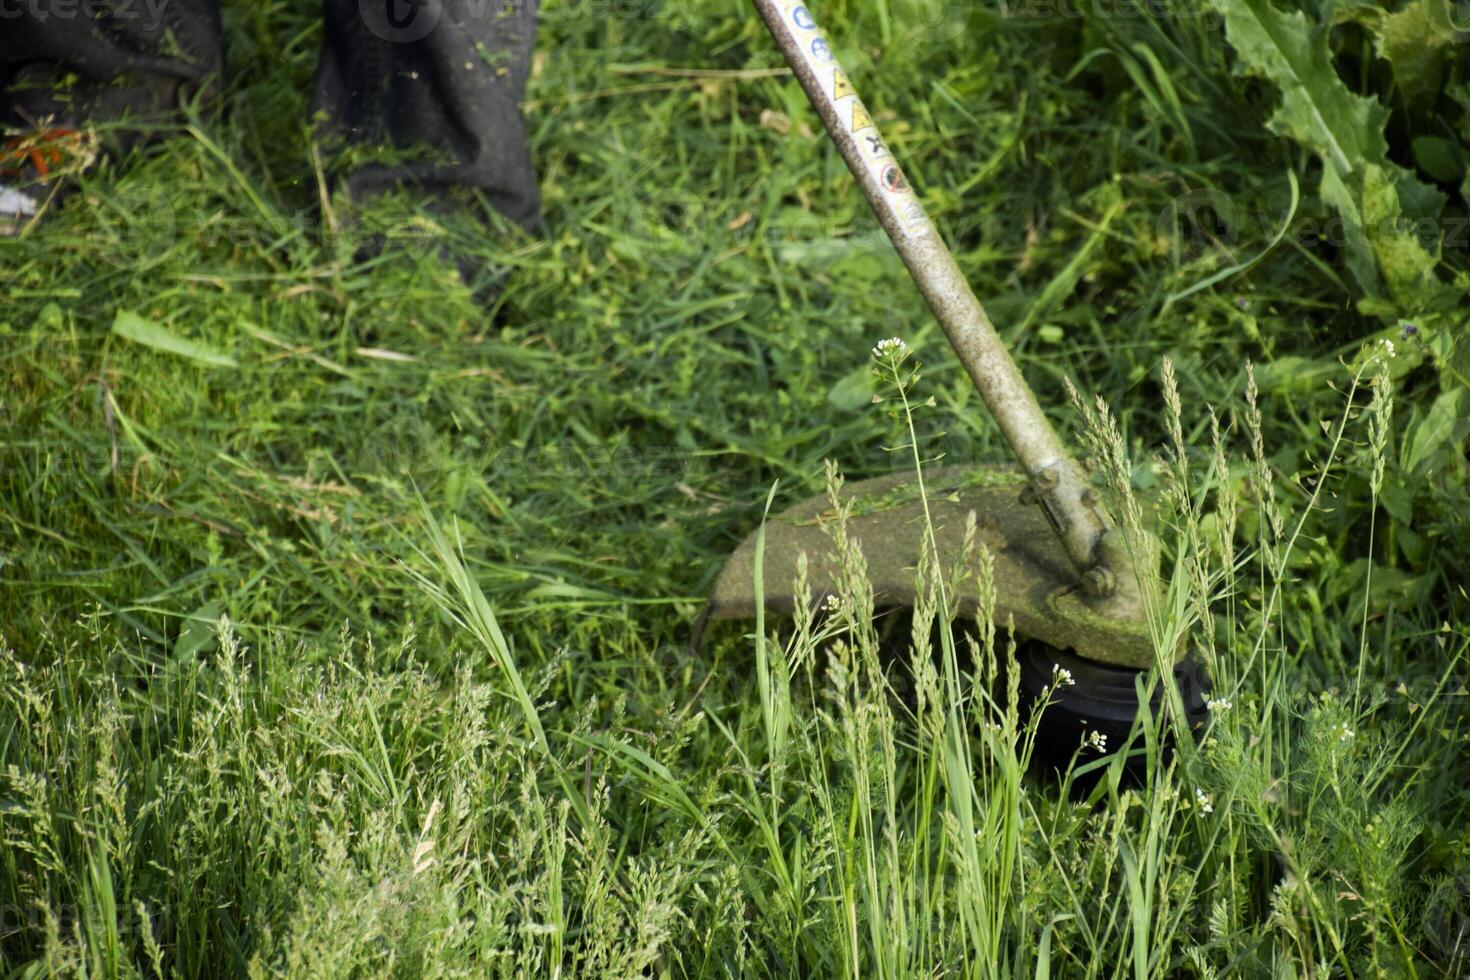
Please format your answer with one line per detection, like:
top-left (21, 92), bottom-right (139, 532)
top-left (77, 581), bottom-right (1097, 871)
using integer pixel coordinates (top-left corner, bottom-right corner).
top-left (1082, 565), bottom-right (1117, 597)
top-left (1022, 466), bottom-right (1060, 506)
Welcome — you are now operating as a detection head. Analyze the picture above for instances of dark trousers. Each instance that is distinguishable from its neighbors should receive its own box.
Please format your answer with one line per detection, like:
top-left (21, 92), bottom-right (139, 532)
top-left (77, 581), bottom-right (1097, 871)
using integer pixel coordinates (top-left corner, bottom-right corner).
top-left (0, 0), bottom-right (541, 229)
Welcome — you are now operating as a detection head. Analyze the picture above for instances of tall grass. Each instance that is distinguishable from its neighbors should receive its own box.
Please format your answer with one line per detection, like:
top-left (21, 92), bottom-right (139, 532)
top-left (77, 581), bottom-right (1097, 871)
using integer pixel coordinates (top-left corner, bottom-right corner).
top-left (5, 342), bottom-right (1464, 976)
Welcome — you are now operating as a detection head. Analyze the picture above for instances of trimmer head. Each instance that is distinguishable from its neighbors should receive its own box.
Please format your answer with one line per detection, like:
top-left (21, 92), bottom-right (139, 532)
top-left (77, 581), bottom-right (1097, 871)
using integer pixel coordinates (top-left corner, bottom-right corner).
top-left (703, 466), bottom-right (1163, 670)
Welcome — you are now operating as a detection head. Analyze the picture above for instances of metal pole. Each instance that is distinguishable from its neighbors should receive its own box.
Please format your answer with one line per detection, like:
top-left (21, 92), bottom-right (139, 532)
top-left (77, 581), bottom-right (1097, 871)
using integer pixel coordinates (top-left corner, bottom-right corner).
top-left (752, 0), bottom-right (1129, 598)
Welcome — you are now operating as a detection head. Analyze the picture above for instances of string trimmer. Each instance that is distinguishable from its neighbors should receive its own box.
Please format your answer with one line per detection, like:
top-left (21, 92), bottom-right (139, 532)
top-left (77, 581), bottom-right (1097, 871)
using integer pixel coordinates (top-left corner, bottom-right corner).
top-left (703, 0), bottom-right (1210, 756)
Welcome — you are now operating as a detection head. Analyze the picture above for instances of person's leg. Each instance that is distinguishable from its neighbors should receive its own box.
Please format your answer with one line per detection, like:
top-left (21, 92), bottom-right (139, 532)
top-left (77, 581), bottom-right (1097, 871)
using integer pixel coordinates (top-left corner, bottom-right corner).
top-left (0, 1), bottom-right (224, 144)
top-left (314, 0), bottom-right (540, 232)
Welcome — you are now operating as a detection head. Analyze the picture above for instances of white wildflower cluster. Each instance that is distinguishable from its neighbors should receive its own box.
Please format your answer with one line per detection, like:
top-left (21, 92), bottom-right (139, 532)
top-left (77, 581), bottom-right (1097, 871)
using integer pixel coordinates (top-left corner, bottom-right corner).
top-left (1206, 697), bottom-right (1232, 713)
top-left (871, 337), bottom-right (908, 359)
top-left (1335, 721), bottom-right (1354, 743)
top-left (823, 594), bottom-right (842, 612)
top-left (1379, 337), bottom-right (1396, 357)
top-left (1052, 663), bottom-right (1076, 688)
top-left (1086, 730), bottom-right (1108, 753)
top-left (1194, 788), bottom-right (1213, 814)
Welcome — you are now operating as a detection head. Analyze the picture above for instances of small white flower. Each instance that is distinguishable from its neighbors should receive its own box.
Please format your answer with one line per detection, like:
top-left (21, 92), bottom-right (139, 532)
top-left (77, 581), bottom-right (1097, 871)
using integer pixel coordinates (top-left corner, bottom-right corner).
top-left (1380, 338), bottom-right (1396, 357)
top-left (1338, 724), bottom-right (1354, 743)
top-left (1194, 787), bottom-right (1213, 814)
top-left (1206, 697), bottom-right (1232, 713)
top-left (871, 337), bottom-right (908, 359)
top-left (823, 594), bottom-right (842, 611)
top-left (1051, 663), bottom-right (1076, 688)
top-left (1086, 730), bottom-right (1107, 753)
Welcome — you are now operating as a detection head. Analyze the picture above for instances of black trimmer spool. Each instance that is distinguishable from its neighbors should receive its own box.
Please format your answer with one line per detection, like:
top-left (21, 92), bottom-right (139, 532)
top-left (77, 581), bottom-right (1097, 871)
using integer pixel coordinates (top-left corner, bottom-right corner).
top-left (1014, 644), bottom-right (1212, 784)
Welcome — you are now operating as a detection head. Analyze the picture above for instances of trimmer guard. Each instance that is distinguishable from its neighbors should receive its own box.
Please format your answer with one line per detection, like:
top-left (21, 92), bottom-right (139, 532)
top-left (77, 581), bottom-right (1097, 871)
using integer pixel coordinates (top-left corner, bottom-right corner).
top-left (703, 467), bottom-right (1166, 669)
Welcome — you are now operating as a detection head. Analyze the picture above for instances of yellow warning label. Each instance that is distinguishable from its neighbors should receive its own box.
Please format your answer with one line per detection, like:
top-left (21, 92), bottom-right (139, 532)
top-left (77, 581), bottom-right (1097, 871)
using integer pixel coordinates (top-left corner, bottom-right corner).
top-left (850, 100), bottom-right (874, 132)
top-left (832, 69), bottom-right (856, 101)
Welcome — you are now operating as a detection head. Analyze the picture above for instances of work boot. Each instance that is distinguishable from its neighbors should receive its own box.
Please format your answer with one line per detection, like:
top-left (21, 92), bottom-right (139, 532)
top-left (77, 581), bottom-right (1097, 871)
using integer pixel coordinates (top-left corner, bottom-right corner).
top-left (313, 0), bottom-right (542, 303)
top-left (314, 0), bottom-right (542, 234)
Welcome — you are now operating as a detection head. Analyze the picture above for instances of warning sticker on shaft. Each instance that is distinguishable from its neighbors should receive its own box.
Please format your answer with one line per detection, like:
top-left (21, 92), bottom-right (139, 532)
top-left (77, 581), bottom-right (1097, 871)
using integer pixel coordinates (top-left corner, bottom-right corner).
top-left (831, 69), bottom-right (855, 101)
top-left (772, 0), bottom-right (930, 240)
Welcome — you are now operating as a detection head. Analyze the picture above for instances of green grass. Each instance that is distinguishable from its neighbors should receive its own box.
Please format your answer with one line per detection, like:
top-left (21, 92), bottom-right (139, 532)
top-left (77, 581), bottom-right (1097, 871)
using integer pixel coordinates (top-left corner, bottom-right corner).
top-left (3, 0), bottom-right (1469, 975)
